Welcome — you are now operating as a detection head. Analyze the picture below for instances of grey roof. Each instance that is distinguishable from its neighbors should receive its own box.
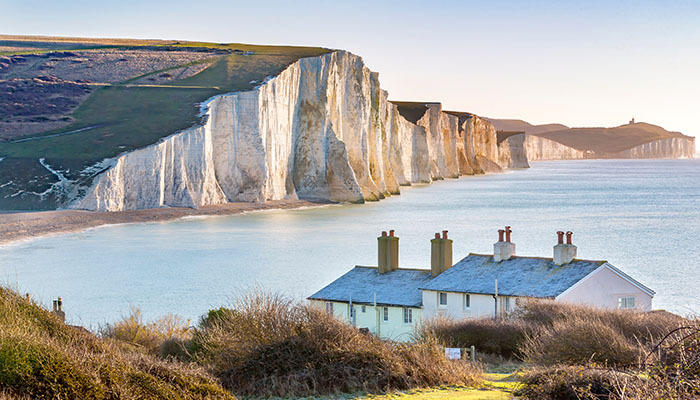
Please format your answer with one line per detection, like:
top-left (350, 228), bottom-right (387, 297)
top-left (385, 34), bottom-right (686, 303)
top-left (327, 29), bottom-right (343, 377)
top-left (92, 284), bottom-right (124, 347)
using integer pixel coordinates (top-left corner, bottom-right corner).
top-left (308, 266), bottom-right (432, 307)
top-left (420, 254), bottom-right (606, 298)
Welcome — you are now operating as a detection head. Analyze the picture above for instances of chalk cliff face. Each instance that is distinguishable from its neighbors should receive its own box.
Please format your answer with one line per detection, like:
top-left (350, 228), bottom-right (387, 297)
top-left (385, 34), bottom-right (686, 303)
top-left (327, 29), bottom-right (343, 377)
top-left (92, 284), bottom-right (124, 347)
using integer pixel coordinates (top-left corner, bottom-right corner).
top-left (75, 51), bottom-right (508, 211)
top-left (606, 137), bottom-right (695, 159)
top-left (521, 135), bottom-right (586, 161)
top-left (497, 134), bottom-right (529, 168)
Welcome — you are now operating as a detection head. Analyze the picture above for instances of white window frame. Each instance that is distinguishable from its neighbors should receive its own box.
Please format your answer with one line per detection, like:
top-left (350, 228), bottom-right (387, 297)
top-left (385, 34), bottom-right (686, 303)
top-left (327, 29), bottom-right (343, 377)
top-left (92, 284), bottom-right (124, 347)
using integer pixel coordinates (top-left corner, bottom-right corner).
top-left (618, 296), bottom-right (635, 309)
top-left (438, 292), bottom-right (448, 307)
top-left (361, 305), bottom-right (366, 313)
top-left (505, 297), bottom-right (511, 312)
top-left (383, 306), bottom-right (389, 321)
top-left (325, 302), bottom-right (333, 314)
top-left (403, 307), bottom-right (413, 324)
top-left (464, 294), bottom-right (471, 310)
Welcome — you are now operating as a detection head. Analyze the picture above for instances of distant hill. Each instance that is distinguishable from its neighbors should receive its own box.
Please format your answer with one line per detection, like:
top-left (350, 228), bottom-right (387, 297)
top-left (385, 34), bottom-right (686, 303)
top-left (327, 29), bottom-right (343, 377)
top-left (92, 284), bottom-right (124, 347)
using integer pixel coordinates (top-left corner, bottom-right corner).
top-left (485, 118), bottom-right (568, 134)
top-left (535, 122), bottom-right (690, 154)
top-left (488, 117), bottom-right (692, 155)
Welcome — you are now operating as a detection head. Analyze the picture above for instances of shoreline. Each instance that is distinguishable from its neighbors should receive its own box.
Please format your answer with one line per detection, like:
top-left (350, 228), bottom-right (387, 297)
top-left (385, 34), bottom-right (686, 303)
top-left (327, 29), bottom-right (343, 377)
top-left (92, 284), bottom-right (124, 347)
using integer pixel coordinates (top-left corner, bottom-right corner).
top-left (0, 199), bottom-right (330, 247)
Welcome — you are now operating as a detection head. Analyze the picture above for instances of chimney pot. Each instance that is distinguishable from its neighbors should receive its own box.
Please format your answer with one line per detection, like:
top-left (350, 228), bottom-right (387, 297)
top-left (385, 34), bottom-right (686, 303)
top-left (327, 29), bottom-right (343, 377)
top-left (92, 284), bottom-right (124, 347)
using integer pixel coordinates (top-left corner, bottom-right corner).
top-left (389, 230), bottom-right (395, 237)
top-left (382, 231), bottom-right (387, 237)
top-left (566, 231), bottom-right (573, 245)
top-left (505, 226), bottom-right (512, 243)
top-left (498, 229), bottom-right (505, 242)
top-left (557, 231), bottom-right (564, 244)
top-left (442, 230), bottom-right (448, 239)
top-left (434, 232), bottom-right (440, 239)
top-left (53, 300), bottom-right (57, 312)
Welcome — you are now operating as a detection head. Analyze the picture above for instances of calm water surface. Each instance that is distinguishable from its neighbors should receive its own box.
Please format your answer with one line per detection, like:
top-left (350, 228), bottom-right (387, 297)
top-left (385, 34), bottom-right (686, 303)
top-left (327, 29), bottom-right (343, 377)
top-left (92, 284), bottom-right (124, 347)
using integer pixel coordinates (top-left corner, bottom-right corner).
top-left (1, 159), bottom-right (698, 327)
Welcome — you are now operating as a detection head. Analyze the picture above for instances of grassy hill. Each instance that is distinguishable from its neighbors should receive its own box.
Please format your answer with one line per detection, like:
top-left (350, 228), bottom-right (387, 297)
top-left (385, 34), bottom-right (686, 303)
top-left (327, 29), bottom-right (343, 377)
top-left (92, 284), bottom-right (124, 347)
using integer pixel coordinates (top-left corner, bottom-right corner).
top-left (485, 118), bottom-right (568, 134)
top-left (0, 287), bottom-right (234, 399)
top-left (536, 122), bottom-right (690, 154)
top-left (0, 35), bottom-right (330, 210)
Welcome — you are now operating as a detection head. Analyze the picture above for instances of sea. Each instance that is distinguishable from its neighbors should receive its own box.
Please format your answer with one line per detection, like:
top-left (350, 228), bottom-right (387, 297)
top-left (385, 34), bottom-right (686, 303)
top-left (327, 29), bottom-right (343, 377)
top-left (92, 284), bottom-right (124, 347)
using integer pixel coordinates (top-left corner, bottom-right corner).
top-left (0, 159), bottom-right (698, 328)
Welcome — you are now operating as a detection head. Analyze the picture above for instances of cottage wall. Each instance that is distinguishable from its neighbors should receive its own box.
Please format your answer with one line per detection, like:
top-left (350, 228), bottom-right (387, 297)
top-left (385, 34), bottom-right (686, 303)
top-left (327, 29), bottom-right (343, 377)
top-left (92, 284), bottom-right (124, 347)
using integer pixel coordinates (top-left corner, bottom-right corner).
top-left (422, 290), bottom-right (516, 320)
top-left (309, 300), bottom-right (421, 341)
top-left (555, 265), bottom-right (652, 310)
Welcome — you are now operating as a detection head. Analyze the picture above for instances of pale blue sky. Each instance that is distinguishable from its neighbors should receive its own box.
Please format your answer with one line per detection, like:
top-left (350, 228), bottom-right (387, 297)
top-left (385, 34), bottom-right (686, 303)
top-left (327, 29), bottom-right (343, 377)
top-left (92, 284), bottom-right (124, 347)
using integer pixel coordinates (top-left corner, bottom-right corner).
top-left (2, 0), bottom-right (699, 143)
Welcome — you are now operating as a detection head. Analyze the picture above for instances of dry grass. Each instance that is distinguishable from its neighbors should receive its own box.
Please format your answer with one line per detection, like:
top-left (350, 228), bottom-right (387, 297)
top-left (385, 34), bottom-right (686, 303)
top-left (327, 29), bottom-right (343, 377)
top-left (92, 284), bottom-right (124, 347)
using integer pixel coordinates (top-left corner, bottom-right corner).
top-left (422, 300), bottom-right (684, 368)
top-left (422, 316), bottom-right (528, 358)
top-left (101, 306), bottom-right (192, 358)
top-left (0, 287), bottom-right (233, 400)
top-left (188, 292), bottom-right (482, 397)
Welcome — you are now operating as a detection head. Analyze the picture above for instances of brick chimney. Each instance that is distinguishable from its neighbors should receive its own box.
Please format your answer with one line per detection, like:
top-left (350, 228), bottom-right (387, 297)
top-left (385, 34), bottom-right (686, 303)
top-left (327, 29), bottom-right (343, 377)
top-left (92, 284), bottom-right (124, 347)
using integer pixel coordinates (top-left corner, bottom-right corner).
top-left (431, 230), bottom-right (453, 277)
top-left (493, 226), bottom-right (516, 262)
top-left (553, 231), bottom-right (577, 265)
top-left (52, 297), bottom-right (65, 322)
top-left (378, 230), bottom-right (399, 273)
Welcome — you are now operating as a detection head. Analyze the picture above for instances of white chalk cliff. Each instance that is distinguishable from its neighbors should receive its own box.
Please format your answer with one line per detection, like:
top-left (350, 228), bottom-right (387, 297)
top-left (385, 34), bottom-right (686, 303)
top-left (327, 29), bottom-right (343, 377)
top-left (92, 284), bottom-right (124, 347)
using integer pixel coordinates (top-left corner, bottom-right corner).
top-left (74, 51), bottom-right (510, 211)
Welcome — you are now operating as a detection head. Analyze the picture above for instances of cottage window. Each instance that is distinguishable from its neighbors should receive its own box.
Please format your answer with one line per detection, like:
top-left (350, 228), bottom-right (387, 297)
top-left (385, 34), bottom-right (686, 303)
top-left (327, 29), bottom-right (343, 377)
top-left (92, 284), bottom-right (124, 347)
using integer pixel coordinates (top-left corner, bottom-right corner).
top-left (383, 306), bottom-right (389, 321)
top-left (505, 297), bottom-right (511, 312)
top-left (361, 305), bottom-right (366, 313)
top-left (618, 297), bottom-right (635, 309)
top-left (325, 302), bottom-right (333, 314)
top-left (349, 305), bottom-right (355, 318)
top-left (464, 294), bottom-right (471, 309)
top-left (403, 307), bottom-right (413, 324)
top-left (439, 292), bottom-right (448, 306)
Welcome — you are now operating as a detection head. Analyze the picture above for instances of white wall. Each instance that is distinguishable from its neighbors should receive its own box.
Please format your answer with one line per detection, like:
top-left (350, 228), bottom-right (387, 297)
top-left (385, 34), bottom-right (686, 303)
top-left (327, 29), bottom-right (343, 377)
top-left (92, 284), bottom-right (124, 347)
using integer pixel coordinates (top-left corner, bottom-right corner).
top-left (422, 290), bottom-right (516, 320)
top-left (309, 300), bottom-right (421, 342)
top-left (556, 265), bottom-right (653, 310)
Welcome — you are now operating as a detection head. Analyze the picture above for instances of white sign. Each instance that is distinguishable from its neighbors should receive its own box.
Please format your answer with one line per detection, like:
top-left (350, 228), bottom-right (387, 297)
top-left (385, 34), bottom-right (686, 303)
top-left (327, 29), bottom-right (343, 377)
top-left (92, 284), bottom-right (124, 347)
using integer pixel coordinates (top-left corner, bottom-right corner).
top-left (445, 347), bottom-right (461, 360)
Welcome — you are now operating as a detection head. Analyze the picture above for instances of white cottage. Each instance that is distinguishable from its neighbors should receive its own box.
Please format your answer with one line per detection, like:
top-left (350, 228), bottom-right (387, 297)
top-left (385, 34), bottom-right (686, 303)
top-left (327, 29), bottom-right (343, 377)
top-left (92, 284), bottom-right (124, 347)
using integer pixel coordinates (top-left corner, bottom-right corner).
top-left (308, 228), bottom-right (655, 341)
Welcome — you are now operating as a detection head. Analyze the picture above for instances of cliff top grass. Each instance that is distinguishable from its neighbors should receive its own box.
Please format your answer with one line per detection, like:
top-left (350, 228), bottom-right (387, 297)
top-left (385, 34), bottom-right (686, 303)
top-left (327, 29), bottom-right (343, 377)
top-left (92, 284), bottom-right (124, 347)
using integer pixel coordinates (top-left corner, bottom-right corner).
top-left (0, 35), bottom-right (330, 209)
top-left (0, 286), bottom-right (234, 399)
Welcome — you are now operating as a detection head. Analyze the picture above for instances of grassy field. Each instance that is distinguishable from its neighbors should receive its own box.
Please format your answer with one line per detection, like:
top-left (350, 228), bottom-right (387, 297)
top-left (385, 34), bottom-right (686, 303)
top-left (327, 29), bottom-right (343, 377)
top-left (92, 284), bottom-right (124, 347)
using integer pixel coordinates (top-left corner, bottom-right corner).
top-left (0, 36), bottom-right (330, 209)
top-left (350, 374), bottom-right (516, 400)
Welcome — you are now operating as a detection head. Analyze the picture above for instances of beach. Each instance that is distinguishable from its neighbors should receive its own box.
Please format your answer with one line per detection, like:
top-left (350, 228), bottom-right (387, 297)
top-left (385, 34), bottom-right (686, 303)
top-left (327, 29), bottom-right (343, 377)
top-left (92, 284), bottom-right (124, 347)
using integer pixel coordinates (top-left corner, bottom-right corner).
top-left (0, 199), bottom-right (326, 246)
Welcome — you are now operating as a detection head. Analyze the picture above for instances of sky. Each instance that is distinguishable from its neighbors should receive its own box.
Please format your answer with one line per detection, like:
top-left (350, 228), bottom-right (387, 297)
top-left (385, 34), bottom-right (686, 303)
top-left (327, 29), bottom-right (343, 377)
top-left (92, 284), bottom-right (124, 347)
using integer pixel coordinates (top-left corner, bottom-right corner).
top-left (2, 0), bottom-right (699, 146)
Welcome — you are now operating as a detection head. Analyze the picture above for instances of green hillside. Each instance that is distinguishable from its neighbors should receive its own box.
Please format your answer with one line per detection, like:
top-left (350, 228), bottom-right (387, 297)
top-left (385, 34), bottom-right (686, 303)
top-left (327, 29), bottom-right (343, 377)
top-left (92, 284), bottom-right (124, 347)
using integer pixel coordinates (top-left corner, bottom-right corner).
top-left (0, 36), bottom-right (329, 210)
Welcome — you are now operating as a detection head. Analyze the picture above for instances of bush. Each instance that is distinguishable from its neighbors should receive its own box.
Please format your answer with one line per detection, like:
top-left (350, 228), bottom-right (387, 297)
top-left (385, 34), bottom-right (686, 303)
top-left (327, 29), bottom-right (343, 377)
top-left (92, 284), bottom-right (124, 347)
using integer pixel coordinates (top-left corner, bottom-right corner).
top-left (516, 301), bottom-right (682, 345)
top-left (101, 307), bottom-right (192, 357)
top-left (421, 316), bottom-right (528, 358)
top-left (520, 316), bottom-right (641, 366)
top-left (515, 365), bottom-right (632, 400)
top-left (189, 292), bottom-right (481, 397)
top-left (0, 287), bottom-right (233, 400)
top-left (423, 300), bottom-right (684, 367)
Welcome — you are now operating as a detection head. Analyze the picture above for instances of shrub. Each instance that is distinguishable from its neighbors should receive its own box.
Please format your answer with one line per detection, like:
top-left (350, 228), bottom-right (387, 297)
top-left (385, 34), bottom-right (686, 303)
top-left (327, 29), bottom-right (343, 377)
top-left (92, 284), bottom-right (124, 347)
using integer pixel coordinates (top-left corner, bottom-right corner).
top-left (520, 316), bottom-right (642, 366)
top-left (516, 301), bottom-right (682, 345)
top-left (421, 316), bottom-right (529, 358)
top-left (0, 287), bottom-right (233, 400)
top-left (189, 292), bottom-right (481, 397)
top-left (101, 307), bottom-right (192, 356)
top-left (515, 365), bottom-right (632, 400)
top-left (422, 300), bottom-right (684, 367)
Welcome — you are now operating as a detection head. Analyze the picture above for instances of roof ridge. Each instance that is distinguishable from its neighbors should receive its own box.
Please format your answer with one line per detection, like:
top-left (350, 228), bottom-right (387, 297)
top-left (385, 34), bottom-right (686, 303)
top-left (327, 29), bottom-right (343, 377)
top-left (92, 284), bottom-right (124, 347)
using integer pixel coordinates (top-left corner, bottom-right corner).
top-left (468, 253), bottom-right (606, 264)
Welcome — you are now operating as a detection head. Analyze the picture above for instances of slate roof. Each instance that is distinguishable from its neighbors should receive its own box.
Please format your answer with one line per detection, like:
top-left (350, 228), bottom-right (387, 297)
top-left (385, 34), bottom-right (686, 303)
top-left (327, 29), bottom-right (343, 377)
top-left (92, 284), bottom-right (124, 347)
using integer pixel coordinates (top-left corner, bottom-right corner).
top-left (308, 266), bottom-right (432, 307)
top-left (420, 254), bottom-right (607, 298)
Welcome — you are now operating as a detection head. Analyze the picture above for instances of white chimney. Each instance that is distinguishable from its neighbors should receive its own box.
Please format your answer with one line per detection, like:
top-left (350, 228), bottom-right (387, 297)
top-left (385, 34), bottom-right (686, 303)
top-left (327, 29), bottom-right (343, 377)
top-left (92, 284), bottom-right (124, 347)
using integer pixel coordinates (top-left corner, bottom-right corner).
top-left (553, 231), bottom-right (577, 265)
top-left (493, 226), bottom-right (515, 262)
